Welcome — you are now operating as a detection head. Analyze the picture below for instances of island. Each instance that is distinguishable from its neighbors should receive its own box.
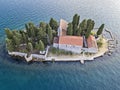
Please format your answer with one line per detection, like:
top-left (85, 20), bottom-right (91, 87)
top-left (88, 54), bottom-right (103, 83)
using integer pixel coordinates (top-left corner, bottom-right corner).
top-left (5, 14), bottom-right (116, 64)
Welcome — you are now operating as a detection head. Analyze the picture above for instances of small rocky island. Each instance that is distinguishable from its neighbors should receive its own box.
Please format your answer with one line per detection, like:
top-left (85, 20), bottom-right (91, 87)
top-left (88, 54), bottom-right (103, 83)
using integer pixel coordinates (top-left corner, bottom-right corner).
top-left (5, 14), bottom-right (115, 64)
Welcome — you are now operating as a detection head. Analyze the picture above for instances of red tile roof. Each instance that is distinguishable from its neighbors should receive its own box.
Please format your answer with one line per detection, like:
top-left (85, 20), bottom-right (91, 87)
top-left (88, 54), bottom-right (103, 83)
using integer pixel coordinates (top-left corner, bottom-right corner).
top-left (87, 35), bottom-right (97, 48)
top-left (59, 36), bottom-right (83, 46)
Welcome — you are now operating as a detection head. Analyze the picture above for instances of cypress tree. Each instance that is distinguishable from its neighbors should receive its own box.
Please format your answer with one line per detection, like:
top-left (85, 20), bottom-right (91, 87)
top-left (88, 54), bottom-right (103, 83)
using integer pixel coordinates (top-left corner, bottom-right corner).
top-left (77, 15), bottom-right (80, 26)
top-left (13, 30), bottom-right (23, 43)
top-left (5, 28), bottom-right (13, 39)
top-left (22, 33), bottom-right (27, 43)
top-left (13, 36), bottom-right (21, 47)
top-left (97, 24), bottom-right (105, 36)
top-left (85, 19), bottom-right (95, 38)
top-left (34, 27), bottom-right (39, 36)
top-left (72, 14), bottom-right (79, 26)
top-left (73, 24), bottom-right (78, 35)
top-left (49, 18), bottom-right (58, 31)
top-left (37, 27), bottom-right (46, 40)
top-left (76, 27), bottom-right (82, 36)
top-left (91, 21), bottom-right (95, 29)
top-left (86, 19), bottom-right (92, 29)
top-left (67, 23), bottom-right (73, 35)
top-left (35, 42), bottom-right (40, 50)
top-left (80, 19), bottom-right (87, 35)
top-left (85, 23), bottom-right (93, 38)
top-left (6, 38), bottom-right (14, 52)
top-left (25, 24), bottom-right (29, 31)
top-left (80, 19), bottom-right (87, 30)
top-left (40, 22), bottom-right (46, 32)
top-left (39, 40), bottom-right (45, 51)
top-left (48, 27), bottom-right (53, 44)
top-left (46, 24), bottom-right (53, 43)
top-left (25, 24), bottom-right (31, 37)
top-left (72, 14), bottom-right (80, 35)
top-left (28, 22), bottom-right (35, 38)
top-left (46, 24), bottom-right (51, 34)
top-left (27, 42), bottom-right (33, 52)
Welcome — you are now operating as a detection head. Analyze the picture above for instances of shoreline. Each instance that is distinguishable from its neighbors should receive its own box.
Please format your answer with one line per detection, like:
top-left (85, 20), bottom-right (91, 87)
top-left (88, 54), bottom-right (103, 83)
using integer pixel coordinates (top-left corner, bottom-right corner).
top-left (8, 37), bottom-right (109, 64)
top-left (7, 25), bottom-right (117, 64)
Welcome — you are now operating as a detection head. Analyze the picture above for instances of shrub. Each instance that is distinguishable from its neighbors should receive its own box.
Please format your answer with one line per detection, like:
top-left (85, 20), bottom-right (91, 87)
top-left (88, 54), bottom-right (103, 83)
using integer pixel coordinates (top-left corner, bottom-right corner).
top-left (50, 47), bottom-right (73, 55)
top-left (97, 40), bottom-right (103, 48)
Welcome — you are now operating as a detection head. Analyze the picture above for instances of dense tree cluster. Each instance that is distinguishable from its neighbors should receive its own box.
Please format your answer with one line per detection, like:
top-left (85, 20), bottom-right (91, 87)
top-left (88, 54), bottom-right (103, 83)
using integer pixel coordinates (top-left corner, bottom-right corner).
top-left (67, 14), bottom-right (104, 39)
top-left (67, 23), bottom-right (73, 35)
top-left (5, 14), bottom-right (104, 54)
top-left (5, 18), bottom-right (58, 53)
top-left (49, 18), bottom-right (59, 31)
top-left (72, 14), bottom-right (80, 35)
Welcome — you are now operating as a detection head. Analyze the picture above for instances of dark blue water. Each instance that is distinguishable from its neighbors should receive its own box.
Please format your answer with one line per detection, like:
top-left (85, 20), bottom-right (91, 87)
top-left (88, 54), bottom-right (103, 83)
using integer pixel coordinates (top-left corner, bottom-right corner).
top-left (0, 0), bottom-right (120, 90)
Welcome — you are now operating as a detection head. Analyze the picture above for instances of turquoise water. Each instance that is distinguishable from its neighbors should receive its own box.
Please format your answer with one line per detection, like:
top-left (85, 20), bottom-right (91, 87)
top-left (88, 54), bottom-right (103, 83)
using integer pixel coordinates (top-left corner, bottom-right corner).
top-left (0, 0), bottom-right (120, 90)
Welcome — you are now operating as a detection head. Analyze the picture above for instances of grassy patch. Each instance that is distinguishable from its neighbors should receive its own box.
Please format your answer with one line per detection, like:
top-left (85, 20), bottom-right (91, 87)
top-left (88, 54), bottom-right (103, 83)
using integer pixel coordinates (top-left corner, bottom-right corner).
top-left (49, 47), bottom-right (73, 55)
top-left (97, 38), bottom-right (103, 48)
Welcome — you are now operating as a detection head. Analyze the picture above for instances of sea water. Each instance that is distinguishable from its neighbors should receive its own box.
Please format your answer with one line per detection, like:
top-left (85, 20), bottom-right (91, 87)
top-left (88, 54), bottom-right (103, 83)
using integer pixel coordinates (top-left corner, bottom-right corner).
top-left (0, 0), bottom-right (120, 90)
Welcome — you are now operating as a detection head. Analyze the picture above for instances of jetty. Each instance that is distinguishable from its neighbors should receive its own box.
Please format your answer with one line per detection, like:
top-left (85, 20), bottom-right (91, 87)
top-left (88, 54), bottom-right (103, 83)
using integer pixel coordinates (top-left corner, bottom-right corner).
top-left (104, 29), bottom-right (118, 55)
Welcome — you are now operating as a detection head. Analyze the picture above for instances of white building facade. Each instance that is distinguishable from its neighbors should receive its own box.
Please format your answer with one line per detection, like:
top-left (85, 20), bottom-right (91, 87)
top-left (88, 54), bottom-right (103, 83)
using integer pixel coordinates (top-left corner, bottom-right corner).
top-left (58, 44), bottom-right (82, 53)
top-left (53, 19), bottom-right (98, 54)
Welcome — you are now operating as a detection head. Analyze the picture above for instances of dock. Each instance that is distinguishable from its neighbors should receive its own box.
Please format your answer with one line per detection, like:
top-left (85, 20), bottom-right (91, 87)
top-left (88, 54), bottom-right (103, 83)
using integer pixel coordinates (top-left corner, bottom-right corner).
top-left (104, 29), bottom-right (118, 55)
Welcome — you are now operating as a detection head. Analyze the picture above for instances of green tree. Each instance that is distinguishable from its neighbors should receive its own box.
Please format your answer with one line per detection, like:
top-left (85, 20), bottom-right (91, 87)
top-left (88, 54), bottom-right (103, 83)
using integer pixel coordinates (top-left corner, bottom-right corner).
top-left (85, 19), bottom-right (95, 38)
top-left (22, 33), bottom-right (27, 43)
top-left (46, 24), bottom-right (53, 43)
top-left (39, 40), bottom-right (45, 51)
top-left (87, 20), bottom-right (94, 31)
top-left (27, 42), bottom-right (33, 52)
top-left (6, 38), bottom-right (14, 52)
top-left (37, 27), bottom-right (46, 41)
top-left (5, 28), bottom-right (13, 39)
top-left (80, 19), bottom-right (87, 31)
top-left (46, 24), bottom-right (51, 34)
top-left (77, 15), bottom-right (80, 26)
top-left (49, 18), bottom-right (58, 31)
top-left (72, 14), bottom-right (80, 35)
top-left (97, 24), bottom-right (105, 36)
top-left (34, 27), bottom-right (39, 36)
top-left (76, 27), bottom-right (82, 36)
top-left (48, 28), bottom-right (53, 44)
top-left (28, 22), bottom-right (35, 38)
top-left (39, 22), bottom-right (46, 31)
top-left (52, 30), bottom-right (57, 37)
top-left (86, 19), bottom-right (92, 29)
top-left (13, 30), bottom-right (23, 43)
top-left (13, 36), bottom-right (20, 45)
top-left (67, 23), bottom-right (73, 35)
top-left (73, 24), bottom-right (78, 35)
top-left (79, 19), bottom-right (87, 35)
top-left (72, 14), bottom-right (80, 26)
top-left (85, 23), bottom-right (93, 38)
top-left (35, 42), bottom-right (40, 50)
top-left (25, 24), bottom-right (29, 31)
top-left (91, 21), bottom-right (95, 29)
top-left (25, 24), bottom-right (31, 37)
